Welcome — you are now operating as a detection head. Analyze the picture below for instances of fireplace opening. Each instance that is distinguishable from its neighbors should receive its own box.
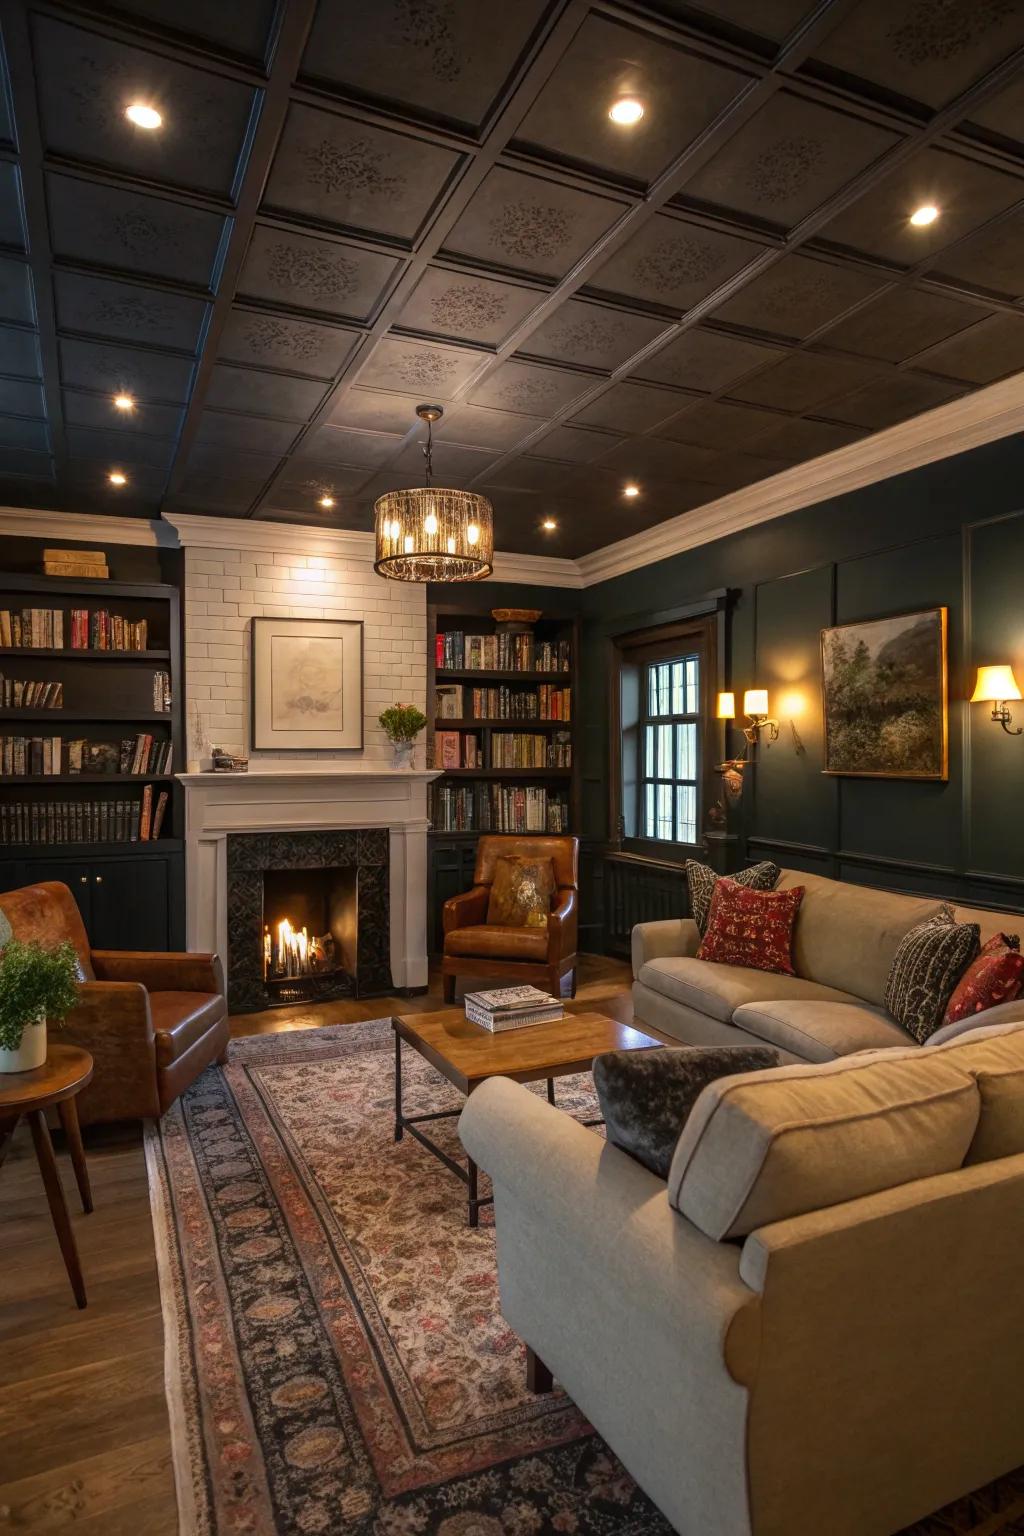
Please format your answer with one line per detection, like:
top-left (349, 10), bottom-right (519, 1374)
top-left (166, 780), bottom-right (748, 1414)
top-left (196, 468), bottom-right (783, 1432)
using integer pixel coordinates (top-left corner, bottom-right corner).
top-left (261, 867), bottom-right (357, 994)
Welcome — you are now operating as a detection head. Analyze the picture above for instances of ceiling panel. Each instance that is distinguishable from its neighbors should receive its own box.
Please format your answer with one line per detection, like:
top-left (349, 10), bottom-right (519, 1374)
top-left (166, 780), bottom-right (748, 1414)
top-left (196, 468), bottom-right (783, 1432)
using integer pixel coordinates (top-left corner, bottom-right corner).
top-left (237, 226), bottom-right (400, 323)
top-left (819, 147), bottom-right (1024, 267)
top-left (468, 358), bottom-right (593, 414)
top-left (433, 403), bottom-right (541, 448)
top-left (217, 309), bottom-right (360, 379)
top-left (519, 298), bottom-right (671, 370)
top-left (658, 1), bottom-right (816, 45)
top-left (110, 0), bottom-right (279, 61)
top-left (600, 432), bottom-right (723, 482)
top-left (810, 2), bottom-right (1024, 112)
top-left (930, 206), bottom-right (1024, 298)
top-left (590, 211), bottom-right (764, 312)
top-left (0, 378), bottom-right (45, 416)
top-left (0, 415), bottom-right (49, 453)
top-left (513, 15), bottom-right (751, 186)
top-left (0, 256), bottom-right (36, 326)
top-left (0, 162), bottom-right (26, 250)
top-left (195, 411), bottom-right (303, 455)
top-left (742, 413), bottom-right (866, 458)
top-left (730, 349), bottom-right (882, 411)
top-left (46, 173), bottom-right (226, 288)
top-left (30, 14), bottom-right (258, 196)
top-left (657, 396), bottom-right (783, 450)
top-left (263, 105), bottom-right (464, 242)
top-left (300, 0), bottom-right (550, 130)
top-left (203, 364), bottom-right (329, 418)
top-left (824, 370), bottom-right (966, 429)
top-left (66, 424), bottom-right (176, 469)
top-left (963, 73), bottom-right (1024, 150)
top-left (292, 424), bottom-right (403, 467)
top-left (532, 423), bottom-right (623, 462)
top-left (679, 91), bottom-right (901, 229)
top-left (631, 325), bottom-right (777, 390)
top-left (63, 390), bottom-right (186, 439)
top-left (818, 286), bottom-right (985, 363)
top-left (326, 388), bottom-right (425, 433)
top-left (569, 379), bottom-right (691, 432)
top-left (916, 314), bottom-right (1024, 384)
top-left (0, 326), bottom-right (42, 380)
top-left (57, 338), bottom-right (196, 403)
top-left (711, 253), bottom-right (886, 340)
top-left (442, 167), bottom-right (627, 280)
top-left (353, 335), bottom-right (485, 397)
top-left (397, 268), bottom-right (541, 346)
top-left (52, 270), bottom-right (208, 351)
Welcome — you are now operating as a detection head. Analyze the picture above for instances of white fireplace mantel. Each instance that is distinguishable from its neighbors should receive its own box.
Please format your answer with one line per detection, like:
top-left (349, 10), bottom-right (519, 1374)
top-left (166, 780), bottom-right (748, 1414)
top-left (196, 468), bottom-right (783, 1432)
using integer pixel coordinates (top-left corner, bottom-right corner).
top-left (178, 769), bottom-right (442, 992)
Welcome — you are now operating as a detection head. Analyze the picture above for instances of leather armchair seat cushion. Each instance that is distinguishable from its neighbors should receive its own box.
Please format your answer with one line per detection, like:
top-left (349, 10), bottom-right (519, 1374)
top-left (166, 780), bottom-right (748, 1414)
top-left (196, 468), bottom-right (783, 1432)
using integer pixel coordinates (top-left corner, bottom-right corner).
top-left (151, 991), bottom-right (228, 1065)
top-left (637, 957), bottom-right (863, 1024)
top-left (445, 924), bottom-right (549, 961)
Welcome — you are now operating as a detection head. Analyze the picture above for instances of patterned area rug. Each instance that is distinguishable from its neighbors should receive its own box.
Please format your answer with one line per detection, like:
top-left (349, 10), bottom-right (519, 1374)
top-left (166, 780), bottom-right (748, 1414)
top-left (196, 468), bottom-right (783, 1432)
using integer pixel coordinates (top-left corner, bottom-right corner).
top-left (146, 1020), bottom-right (1024, 1536)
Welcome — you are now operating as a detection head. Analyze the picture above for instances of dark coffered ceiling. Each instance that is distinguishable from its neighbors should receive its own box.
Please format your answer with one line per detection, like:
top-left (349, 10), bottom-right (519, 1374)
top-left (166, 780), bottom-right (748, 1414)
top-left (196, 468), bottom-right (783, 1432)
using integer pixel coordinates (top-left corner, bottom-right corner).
top-left (1, 0), bottom-right (1023, 558)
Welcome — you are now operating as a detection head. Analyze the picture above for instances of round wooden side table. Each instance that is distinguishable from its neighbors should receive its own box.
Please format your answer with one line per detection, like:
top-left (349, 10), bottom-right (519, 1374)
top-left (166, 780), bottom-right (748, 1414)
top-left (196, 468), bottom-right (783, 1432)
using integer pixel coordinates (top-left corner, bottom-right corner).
top-left (0, 1044), bottom-right (95, 1309)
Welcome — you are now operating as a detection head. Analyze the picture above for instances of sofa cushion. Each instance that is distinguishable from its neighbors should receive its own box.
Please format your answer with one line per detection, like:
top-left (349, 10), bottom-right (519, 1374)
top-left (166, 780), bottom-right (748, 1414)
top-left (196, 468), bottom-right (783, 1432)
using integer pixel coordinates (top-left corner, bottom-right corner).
top-left (775, 869), bottom-right (943, 1005)
top-left (732, 999), bottom-right (913, 1062)
top-left (885, 906), bottom-right (980, 1044)
top-left (593, 1044), bottom-right (780, 1178)
top-left (667, 1052), bottom-right (980, 1240)
top-left (686, 859), bottom-right (780, 935)
top-left (637, 957), bottom-right (864, 1024)
top-left (929, 1020), bottom-right (1024, 1164)
top-left (444, 923), bottom-right (549, 961)
top-left (151, 992), bottom-right (227, 1066)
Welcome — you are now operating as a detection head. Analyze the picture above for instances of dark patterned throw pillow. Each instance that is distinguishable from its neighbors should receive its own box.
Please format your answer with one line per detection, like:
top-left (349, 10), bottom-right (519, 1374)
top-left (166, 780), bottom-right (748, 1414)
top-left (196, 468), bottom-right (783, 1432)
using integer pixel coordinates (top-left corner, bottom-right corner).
top-left (685, 858), bottom-right (781, 935)
top-left (884, 905), bottom-right (981, 1044)
top-left (593, 1045), bottom-right (781, 1179)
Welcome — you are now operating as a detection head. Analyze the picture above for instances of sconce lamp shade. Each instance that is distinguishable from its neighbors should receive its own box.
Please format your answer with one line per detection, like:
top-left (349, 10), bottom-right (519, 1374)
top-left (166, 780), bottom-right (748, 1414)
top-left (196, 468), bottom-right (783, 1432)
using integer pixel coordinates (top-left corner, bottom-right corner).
top-left (971, 665), bottom-right (1022, 703)
top-left (716, 691), bottom-right (736, 720)
top-left (743, 688), bottom-right (769, 717)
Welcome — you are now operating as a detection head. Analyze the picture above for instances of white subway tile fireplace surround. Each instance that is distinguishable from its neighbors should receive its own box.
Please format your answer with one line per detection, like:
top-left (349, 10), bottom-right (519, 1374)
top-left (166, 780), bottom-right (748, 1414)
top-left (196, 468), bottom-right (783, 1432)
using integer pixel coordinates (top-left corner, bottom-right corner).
top-left (179, 769), bottom-right (440, 993)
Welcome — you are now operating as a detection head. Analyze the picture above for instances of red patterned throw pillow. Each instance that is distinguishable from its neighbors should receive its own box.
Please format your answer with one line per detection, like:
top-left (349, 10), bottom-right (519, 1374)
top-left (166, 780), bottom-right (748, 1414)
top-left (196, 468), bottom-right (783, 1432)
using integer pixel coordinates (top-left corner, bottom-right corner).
top-left (942, 932), bottom-right (1024, 1026)
top-left (697, 878), bottom-right (805, 976)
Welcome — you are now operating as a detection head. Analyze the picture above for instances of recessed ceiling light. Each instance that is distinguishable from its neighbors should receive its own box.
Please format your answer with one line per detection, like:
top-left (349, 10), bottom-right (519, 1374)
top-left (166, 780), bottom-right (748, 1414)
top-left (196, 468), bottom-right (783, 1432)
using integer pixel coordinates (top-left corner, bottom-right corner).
top-left (108, 471), bottom-right (127, 486)
top-left (623, 483), bottom-right (640, 498)
top-left (113, 393), bottom-right (135, 412)
top-left (542, 518), bottom-right (557, 531)
top-left (910, 203), bottom-right (939, 227)
top-left (319, 495), bottom-right (335, 508)
top-left (609, 97), bottom-right (644, 126)
top-left (126, 102), bottom-right (162, 130)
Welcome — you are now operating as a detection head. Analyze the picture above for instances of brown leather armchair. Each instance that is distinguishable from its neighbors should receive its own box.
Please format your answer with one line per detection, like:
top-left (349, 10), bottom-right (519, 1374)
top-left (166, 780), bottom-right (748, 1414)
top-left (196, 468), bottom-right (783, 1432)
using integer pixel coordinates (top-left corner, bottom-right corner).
top-left (442, 835), bottom-right (579, 1003)
top-left (0, 881), bottom-right (229, 1126)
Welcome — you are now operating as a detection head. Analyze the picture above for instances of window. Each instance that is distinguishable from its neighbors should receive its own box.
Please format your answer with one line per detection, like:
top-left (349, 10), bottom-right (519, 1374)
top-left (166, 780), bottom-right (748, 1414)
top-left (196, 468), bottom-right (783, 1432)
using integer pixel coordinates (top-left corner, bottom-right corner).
top-left (642, 653), bottom-right (700, 844)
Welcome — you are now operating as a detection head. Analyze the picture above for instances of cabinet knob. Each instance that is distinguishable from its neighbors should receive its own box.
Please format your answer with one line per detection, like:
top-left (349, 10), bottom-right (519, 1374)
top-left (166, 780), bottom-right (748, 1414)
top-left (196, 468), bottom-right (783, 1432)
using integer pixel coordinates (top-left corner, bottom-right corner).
top-left (79, 875), bottom-right (87, 885)
top-left (94, 875), bottom-right (103, 884)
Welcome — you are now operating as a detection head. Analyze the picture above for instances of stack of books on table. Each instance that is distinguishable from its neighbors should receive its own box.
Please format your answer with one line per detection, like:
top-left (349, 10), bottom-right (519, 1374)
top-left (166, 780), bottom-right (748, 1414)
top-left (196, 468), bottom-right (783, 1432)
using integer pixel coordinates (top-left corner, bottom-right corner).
top-left (464, 985), bottom-right (564, 1032)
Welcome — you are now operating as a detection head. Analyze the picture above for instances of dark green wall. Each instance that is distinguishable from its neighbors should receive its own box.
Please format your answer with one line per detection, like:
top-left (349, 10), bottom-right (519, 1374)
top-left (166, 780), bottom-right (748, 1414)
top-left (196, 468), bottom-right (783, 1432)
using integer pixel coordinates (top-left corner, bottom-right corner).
top-left (579, 432), bottom-right (1024, 914)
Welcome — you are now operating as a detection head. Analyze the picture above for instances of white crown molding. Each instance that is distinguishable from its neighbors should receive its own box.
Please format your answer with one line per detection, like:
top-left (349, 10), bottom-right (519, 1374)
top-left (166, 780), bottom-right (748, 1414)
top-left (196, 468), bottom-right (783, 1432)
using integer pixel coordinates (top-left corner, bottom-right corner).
top-left (576, 371), bottom-right (1024, 587)
top-left (0, 508), bottom-right (172, 546)
top-left (489, 549), bottom-right (584, 587)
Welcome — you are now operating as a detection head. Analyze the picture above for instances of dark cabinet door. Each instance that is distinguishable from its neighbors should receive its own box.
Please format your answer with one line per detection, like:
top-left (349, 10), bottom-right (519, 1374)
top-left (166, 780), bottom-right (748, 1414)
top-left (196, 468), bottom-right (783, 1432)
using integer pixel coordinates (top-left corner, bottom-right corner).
top-left (7, 857), bottom-right (94, 930)
top-left (89, 857), bottom-right (171, 951)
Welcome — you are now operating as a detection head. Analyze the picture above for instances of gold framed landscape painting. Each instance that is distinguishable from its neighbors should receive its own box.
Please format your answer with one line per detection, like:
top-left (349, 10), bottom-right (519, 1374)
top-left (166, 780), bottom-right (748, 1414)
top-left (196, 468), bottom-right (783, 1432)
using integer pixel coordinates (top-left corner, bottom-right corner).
top-left (820, 607), bottom-right (948, 780)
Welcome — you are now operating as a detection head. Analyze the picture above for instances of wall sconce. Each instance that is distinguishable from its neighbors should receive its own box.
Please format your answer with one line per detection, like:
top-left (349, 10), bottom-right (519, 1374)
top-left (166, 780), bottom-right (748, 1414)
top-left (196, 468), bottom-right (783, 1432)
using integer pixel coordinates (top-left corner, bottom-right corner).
top-left (717, 688), bottom-right (780, 745)
top-left (971, 665), bottom-right (1023, 736)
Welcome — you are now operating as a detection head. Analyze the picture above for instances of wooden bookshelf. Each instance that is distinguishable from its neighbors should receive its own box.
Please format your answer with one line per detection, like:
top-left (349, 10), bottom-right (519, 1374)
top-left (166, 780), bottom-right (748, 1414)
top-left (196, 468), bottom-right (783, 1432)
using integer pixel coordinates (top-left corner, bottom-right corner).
top-left (0, 570), bottom-right (185, 949)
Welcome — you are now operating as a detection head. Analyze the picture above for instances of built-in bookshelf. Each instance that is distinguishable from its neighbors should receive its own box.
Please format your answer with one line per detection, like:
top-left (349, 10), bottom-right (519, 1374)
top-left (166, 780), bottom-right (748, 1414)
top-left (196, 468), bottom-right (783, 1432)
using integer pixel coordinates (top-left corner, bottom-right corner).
top-left (428, 603), bottom-right (580, 838)
top-left (0, 570), bottom-right (185, 949)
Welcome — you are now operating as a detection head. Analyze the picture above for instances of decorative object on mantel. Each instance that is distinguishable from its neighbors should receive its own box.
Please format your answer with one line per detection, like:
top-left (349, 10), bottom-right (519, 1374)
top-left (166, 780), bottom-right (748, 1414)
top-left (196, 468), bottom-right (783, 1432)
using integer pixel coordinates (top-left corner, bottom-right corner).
top-left (374, 404), bottom-right (494, 583)
top-left (821, 607), bottom-right (948, 780)
top-left (379, 702), bottom-right (427, 769)
top-left (250, 616), bottom-right (363, 751)
top-left (42, 547), bottom-right (109, 580)
top-left (0, 935), bottom-right (80, 1073)
top-left (211, 749), bottom-right (248, 773)
top-left (188, 699), bottom-right (213, 772)
top-left (970, 664), bottom-right (1023, 736)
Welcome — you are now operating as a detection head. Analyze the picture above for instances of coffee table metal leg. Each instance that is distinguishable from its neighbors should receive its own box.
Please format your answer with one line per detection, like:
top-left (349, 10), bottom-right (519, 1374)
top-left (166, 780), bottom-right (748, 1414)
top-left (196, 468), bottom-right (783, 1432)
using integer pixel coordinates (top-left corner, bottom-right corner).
top-left (394, 1031), bottom-right (403, 1143)
top-left (29, 1108), bottom-right (86, 1309)
top-left (546, 1078), bottom-right (556, 1106)
top-left (468, 1155), bottom-right (480, 1228)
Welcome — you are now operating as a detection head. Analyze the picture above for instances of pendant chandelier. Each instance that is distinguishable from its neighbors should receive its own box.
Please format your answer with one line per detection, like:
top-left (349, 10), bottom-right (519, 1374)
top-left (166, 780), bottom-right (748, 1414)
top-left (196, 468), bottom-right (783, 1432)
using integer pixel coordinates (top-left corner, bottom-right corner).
top-left (374, 404), bottom-right (494, 583)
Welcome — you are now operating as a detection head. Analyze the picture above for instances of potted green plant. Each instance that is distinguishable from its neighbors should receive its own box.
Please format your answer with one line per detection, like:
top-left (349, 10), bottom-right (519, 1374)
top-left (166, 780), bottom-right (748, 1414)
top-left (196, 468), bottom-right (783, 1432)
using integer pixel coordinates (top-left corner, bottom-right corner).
top-left (0, 938), bottom-right (81, 1073)
top-left (379, 702), bottom-right (427, 770)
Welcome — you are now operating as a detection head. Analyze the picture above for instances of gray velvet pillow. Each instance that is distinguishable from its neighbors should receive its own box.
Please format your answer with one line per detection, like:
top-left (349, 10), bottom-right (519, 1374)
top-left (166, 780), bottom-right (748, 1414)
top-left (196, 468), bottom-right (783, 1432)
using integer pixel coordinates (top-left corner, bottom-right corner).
top-left (593, 1045), bottom-right (781, 1179)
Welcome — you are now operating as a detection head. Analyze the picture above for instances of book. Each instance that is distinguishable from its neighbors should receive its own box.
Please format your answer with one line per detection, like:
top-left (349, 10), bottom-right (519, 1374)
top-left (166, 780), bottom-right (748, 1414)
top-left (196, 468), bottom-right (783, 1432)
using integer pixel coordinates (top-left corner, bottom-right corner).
top-left (44, 561), bottom-right (109, 579)
top-left (43, 548), bottom-right (106, 565)
top-left (139, 783), bottom-right (154, 840)
top-left (151, 789), bottom-right (169, 840)
top-left (464, 1003), bottom-right (564, 1032)
top-left (435, 730), bottom-right (461, 770)
top-left (435, 683), bottom-right (463, 719)
top-left (465, 985), bottom-right (560, 1012)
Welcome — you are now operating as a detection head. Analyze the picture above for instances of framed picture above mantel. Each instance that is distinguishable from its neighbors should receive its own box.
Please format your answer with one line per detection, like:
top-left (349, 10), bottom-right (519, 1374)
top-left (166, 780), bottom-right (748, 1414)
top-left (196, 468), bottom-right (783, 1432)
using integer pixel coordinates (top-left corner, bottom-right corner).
top-left (250, 617), bottom-right (363, 752)
top-left (820, 606), bottom-right (948, 781)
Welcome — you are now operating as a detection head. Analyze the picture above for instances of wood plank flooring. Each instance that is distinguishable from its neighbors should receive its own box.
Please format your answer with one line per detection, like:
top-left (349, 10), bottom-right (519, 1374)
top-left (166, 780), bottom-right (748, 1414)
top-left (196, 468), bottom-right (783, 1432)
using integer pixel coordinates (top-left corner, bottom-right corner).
top-left (0, 955), bottom-right (632, 1533)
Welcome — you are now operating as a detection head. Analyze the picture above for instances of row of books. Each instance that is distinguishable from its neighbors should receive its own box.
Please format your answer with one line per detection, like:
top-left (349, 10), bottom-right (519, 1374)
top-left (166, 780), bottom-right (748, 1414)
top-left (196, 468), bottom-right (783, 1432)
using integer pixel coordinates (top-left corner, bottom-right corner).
top-left (464, 986), bottom-right (564, 1033)
top-left (0, 787), bottom-right (169, 845)
top-left (434, 730), bottom-right (480, 769)
top-left (0, 733), bottom-right (173, 776)
top-left (436, 631), bottom-right (571, 674)
top-left (153, 670), bottom-right (172, 711)
top-left (435, 683), bottom-right (572, 721)
top-left (490, 731), bottom-right (572, 768)
top-left (431, 783), bottom-right (570, 833)
top-left (0, 675), bottom-right (64, 708)
top-left (0, 608), bottom-right (150, 650)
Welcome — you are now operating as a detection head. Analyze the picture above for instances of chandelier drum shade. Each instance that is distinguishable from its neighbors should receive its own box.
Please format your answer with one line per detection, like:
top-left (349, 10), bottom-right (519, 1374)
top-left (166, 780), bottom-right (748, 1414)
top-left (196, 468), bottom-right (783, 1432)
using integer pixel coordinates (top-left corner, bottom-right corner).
top-left (374, 405), bottom-right (494, 583)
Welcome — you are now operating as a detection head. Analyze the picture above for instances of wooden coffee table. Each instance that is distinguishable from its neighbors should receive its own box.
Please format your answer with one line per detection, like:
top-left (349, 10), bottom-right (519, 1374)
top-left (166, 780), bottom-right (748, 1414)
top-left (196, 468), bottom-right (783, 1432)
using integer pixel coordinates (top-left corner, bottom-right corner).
top-left (392, 1007), bottom-right (662, 1225)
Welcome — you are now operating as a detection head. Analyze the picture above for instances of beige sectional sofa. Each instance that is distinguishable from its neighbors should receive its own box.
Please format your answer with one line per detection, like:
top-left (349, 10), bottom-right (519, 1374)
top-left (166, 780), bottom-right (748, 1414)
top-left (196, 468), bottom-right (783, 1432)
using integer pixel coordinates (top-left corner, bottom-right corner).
top-left (632, 867), bottom-right (1024, 1059)
top-left (460, 1016), bottom-right (1024, 1536)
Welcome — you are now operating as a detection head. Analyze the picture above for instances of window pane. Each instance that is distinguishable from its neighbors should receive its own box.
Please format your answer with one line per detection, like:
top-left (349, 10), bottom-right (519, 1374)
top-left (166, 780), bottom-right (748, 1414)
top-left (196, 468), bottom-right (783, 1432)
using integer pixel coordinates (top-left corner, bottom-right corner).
top-left (671, 661), bottom-right (684, 715)
top-left (657, 783), bottom-right (672, 841)
top-left (660, 663), bottom-right (672, 716)
top-left (686, 656), bottom-right (699, 714)
top-left (645, 724), bottom-right (654, 779)
top-left (676, 784), bottom-right (696, 844)
top-left (644, 782), bottom-right (655, 838)
top-left (676, 722), bottom-right (696, 781)
top-left (657, 724), bottom-right (673, 779)
top-left (647, 665), bottom-right (658, 717)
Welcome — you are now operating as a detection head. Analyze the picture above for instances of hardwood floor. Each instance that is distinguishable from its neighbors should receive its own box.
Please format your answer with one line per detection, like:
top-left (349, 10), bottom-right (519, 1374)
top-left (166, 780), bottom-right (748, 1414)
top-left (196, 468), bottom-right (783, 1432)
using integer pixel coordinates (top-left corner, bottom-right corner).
top-left (0, 955), bottom-right (632, 1533)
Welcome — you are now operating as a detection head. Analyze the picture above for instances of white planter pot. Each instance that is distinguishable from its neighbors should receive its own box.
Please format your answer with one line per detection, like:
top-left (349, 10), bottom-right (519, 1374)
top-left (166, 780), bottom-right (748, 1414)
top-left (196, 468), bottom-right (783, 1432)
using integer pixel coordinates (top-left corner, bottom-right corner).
top-left (390, 740), bottom-right (415, 770)
top-left (0, 1013), bottom-right (47, 1073)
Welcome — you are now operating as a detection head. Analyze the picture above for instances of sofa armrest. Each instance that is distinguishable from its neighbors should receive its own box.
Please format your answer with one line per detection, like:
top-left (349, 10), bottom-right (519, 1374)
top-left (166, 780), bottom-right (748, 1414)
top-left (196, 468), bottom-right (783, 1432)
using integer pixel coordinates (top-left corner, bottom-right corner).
top-left (459, 1076), bottom-right (759, 1386)
top-left (91, 949), bottom-right (225, 995)
top-left (443, 886), bottom-right (489, 933)
top-left (60, 981), bottom-right (160, 1122)
top-left (547, 887), bottom-right (578, 962)
top-left (631, 917), bottom-right (701, 976)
